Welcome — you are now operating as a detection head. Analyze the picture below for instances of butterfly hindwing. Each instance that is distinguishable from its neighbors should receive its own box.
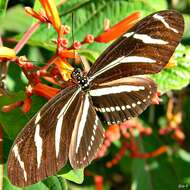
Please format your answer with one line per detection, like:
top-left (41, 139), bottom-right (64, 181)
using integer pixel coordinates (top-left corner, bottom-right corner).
top-left (7, 83), bottom-right (81, 187)
top-left (88, 10), bottom-right (184, 84)
top-left (90, 77), bottom-right (157, 124)
top-left (69, 94), bottom-right (104, 169)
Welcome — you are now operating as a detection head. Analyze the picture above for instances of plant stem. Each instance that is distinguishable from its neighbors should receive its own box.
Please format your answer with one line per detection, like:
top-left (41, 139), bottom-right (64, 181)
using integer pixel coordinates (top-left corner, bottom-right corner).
top-left (14, 22), bottom-right (41, 54)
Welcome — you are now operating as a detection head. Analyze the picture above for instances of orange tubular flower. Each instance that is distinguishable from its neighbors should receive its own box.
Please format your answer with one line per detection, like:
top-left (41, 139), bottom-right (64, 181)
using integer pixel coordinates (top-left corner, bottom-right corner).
top-left (55, 58), bottom-right (74, 81)
top-left (95, 12), bottom-right (140, 43)
top-left (106, 124), bottom-right (120, 142)
top-left (22, 98), bottom-right (32, 113)
top-left (59, 50), bottom-right (80, 59)
top-left (0, 47), bottom-right (16, 59)
top-left (25, 7), bottom-right (47, 22)
top-left (33, 83), bottom-right (60, 99)
top-left (94, 175), bottom-right (103, 190)
top-left (39, 0), bottom-right (61, 32)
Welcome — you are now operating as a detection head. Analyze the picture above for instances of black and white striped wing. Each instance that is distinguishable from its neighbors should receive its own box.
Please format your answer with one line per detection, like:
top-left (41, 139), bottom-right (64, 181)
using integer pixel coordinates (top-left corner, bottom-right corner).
top-left (69, 94), bottom-right (104, 169)
top-left (90, 77), bottom-right (157, 125)
top-left (7, 83), bottom-right (81, 187)
top-left (88, 10), bottom-right (184, 84)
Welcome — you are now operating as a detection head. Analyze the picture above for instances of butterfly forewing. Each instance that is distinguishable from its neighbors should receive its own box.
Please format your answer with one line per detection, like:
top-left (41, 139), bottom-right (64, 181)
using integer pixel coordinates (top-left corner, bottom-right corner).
top-left (7, 82), bottom-right (81, 187)
top-left (69, 94), bottom-right (104, 169)
top-left (88, 10), bottom-right (184, 84)
top-left (90, 77), bottom-right (157, 124)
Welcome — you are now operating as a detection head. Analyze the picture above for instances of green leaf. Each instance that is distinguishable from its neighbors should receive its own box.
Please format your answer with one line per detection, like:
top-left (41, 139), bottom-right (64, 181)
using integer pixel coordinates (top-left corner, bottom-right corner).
top-left (6, 63), bottom-right (28, 92)
top-left (19, 0), bottom-right (168, 51)
top-left (150, 45), bottom-right (190, 93)
top-left (58, 165), bottom-right (84, 184)
top-left (79, 49), bottom-right (99, 63)
top-left (0, 0), bottom-right (8, 18)
top-left (3, 177), bottom-right (22, 190)
top-left (183, 14), bottom-right (190, 41)
top-left (3, 175), bottom-right (68, 190)
top-left (3, 161), bottom-right (68, 190)
top-left (0, 91), bottom-right (26, 139)
top-left (131, 136), bottom-right (179, 190)
top-left (0, 92), bottom-right (46, 140)
top-left (172, 149), bottom-right (190, 184)
top-left (132, 158), bottom-right (179, 190)
top-left (0, 5), bottom-right (32, 34)
top-left (42, 176), bottom-right (68, 190)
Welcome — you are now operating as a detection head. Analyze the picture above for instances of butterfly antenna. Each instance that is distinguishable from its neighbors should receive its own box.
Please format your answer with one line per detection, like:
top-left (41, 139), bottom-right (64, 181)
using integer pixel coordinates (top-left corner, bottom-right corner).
top-left (71, 12), bottom-right (75, 46)
top-left (71, 12), bottom-right (77, 64)
top-left (71, 12), bottom-right (88, 72)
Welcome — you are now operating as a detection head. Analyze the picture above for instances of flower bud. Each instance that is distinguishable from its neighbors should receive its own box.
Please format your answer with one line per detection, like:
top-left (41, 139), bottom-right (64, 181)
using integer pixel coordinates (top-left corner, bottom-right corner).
top-left (73, 41), bottom-right (81, 50)
top-left (84, 34), bottom-right (94, 44)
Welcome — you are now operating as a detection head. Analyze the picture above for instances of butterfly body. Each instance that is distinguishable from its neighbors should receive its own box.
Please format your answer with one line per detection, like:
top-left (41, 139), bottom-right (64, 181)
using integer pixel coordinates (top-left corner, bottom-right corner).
top-left (72, 68), bottom-right (89, 90)
top-left (7, 10), bottom-right (184, 187)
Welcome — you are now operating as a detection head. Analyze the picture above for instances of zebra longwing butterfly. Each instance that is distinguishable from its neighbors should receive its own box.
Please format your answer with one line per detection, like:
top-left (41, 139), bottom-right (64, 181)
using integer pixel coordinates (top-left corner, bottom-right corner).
top-left (7, 10), bottom-right (184, 187)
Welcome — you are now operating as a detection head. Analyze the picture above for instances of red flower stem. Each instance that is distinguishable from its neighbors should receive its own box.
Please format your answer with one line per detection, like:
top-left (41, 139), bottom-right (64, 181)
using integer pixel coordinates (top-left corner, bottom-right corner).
top-left (106, 141), bottom-right (129, 168)
top-left (15, 61), bottom-right (34, 84)
top-left (2, 101), bottom-right (23, 112)
top-left (130, 145), bottom-right (168, 159)
top-left (1, 37), bottom-right (19, 44)
top-left (94, 175), bottom-right (103, 190)
top-left (22, 97), bottom-right (32, 113)
top-left (14, 22), bottom-right (41, 54)
top-left (0, 37), bottom-right (3, 46)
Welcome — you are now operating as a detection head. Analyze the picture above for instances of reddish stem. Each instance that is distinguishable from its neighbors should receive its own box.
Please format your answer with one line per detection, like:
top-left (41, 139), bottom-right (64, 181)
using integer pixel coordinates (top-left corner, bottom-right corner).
top-left (94, 175), bottom-right (103, 190)
top-left (14, 22), bottom-right (41, 54)
top-left (131, 145), bottom-right (168, 159)
top-left (0, 37), bottom-right (2, 46)
top-left (106, 141), bottom-right (129, 168)
top-left (2, 101), bottom-right (23, 112)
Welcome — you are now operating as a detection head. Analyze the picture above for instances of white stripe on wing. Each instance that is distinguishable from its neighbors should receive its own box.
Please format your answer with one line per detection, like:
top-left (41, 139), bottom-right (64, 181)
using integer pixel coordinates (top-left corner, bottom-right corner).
top-left (75, 94), bottom-right (90, 154)
top-left (34, 124), bottom-right (43, 168)
top-left (89, 85), bottom-right (145, 96)
top-left (153, 14), bottom-right (178, 33)
top-left (90, 56), bottom-right (156, 81)
top-left (55, 87), bottom-right (81, 158)
top-left (133, 33), bottom-right (168, 44)
top-left (13, 144), bottom-right (27, 181)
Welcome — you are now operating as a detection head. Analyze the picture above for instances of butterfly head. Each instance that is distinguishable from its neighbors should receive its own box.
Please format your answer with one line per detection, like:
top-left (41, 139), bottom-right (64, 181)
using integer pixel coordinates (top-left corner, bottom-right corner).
top-left (72, 68), bottom-right (89, 90)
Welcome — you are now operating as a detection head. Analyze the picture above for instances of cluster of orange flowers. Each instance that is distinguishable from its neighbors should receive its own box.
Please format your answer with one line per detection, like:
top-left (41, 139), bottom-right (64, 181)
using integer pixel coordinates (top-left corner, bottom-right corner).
top-left (0, 0), bottom-right (140, 113)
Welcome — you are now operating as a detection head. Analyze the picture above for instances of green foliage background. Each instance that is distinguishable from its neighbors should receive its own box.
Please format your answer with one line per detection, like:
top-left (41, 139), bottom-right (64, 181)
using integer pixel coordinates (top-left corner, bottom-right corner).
top-left (1, 0), bottom-right (190, 190)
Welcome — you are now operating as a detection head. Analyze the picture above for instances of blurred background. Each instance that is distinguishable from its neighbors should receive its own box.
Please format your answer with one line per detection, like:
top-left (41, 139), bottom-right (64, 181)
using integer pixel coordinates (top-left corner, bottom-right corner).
top-left (1, 0), bottom-right (190, 190)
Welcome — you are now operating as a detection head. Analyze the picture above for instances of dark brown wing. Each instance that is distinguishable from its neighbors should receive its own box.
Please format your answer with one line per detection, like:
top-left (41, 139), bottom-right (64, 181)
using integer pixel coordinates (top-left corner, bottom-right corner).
top-left (69, 94), bottom-right (104, 169)
top-left (88, 10), bottom-right (184, 84)
top-left (7, 82), bottom-right (82, 187)
top-left (90, 77), bottom-right (157, 124)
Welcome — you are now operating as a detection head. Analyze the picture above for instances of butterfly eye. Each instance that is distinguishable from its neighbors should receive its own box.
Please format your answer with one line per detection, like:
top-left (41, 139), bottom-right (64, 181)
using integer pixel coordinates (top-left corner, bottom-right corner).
top-left (72, 68), bottom-right (81, 79)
